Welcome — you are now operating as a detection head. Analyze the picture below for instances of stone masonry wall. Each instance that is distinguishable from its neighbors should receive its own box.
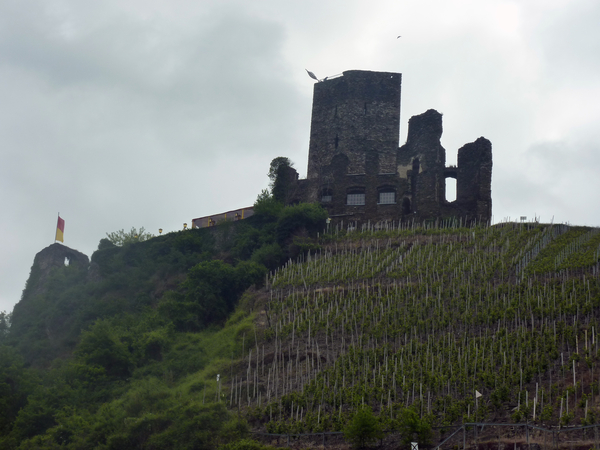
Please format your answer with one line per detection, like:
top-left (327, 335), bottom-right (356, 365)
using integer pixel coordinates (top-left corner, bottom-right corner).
top-left (307, 70), bottom-right (401, 181)
top-left (295, 69), bottom-right (492, 225)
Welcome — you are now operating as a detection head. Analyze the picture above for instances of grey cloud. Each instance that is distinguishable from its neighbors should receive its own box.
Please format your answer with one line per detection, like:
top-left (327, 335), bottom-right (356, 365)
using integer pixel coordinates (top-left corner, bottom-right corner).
top-left (493, 136), bottom-right (600, 224)
top-left (528, 1), bottom-right (600, 83)
top-left (0, 2), bottom-right (309, 312)
top-left (2, 0), bottom-right (600, 314)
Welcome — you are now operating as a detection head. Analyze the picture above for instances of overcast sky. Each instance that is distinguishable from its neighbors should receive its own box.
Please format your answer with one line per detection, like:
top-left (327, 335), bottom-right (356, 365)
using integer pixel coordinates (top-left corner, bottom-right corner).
top-left (2, 0), bottom-right (599, 313)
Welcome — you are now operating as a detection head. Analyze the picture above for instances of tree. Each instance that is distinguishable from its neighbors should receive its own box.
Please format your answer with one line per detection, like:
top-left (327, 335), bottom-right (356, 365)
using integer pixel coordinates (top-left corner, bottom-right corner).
top-left (267, 157), bottom-right (293, 188)
top-left (268, 157), bottom-right (295, 203)
top-left (76, 320), bottom-right (133, 378)
top-left (0, 311), bottom-right (10, 342)
top-left (250, 243), bottom-right (284, 271)
top-left (105, 227), bottom-right (154, 246)
top-left (343, 406), bottom-right (383, 449)
top-left (183, 260), bottom-right (239, 321)
top-left (275, 203), bottom-right (328, 245)
top-left (162, 260), bottom-right (267, 331)
top-left (396, 407), bottom-right (432, 447)
top-left (253, 189), bottom-right (283, 223)
top-left (0, 345), bottom-right (36, 435)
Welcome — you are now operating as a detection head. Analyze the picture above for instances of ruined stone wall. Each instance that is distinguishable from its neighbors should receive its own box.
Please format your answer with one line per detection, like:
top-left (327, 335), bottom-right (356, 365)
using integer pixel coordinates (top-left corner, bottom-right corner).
top-left (30, 243), bottom-right (89, 282)
top-left (397, 109), bottom-right (447, 220)
top-left (20, 243), bottom-right (89, 298)
top-left (399, 110), bottom-right (492, 224)
top-left (298, 69), bottom-right (492, 225)
top-left (456, 137), bottom-right (493, 222)
top-left (10, 243), bottom-right (90, 344)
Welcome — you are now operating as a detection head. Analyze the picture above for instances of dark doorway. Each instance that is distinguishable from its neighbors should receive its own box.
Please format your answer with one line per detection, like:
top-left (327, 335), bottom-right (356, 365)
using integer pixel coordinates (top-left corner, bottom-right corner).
top-left (402, 197), bottom-right (411, 215)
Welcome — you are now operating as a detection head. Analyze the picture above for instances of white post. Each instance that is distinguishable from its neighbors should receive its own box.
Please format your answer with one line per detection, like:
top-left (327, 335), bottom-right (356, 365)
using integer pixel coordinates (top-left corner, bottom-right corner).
top-left (559, 397), bottom-right (563, 423)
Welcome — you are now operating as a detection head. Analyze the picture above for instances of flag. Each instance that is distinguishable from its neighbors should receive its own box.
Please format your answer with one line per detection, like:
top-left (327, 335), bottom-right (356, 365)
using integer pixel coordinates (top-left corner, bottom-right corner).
top-left (475, 390), bottom-right (483, 399)
top-left (55, 216), bottom-right (65, 242)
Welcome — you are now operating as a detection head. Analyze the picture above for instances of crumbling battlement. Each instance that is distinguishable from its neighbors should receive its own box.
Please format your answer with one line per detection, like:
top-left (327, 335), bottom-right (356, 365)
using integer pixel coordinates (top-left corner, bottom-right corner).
top-left (22, 243), bottom-right (89, 297)
top-left (398, 109), bottom-right (492, 223)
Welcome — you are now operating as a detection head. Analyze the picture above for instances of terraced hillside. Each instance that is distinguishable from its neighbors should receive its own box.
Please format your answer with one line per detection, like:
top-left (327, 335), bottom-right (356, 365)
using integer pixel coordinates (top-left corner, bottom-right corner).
top-left (3, 219), bottom-right (600, 449)
top-left (235, 222), bottom-right (600, 436)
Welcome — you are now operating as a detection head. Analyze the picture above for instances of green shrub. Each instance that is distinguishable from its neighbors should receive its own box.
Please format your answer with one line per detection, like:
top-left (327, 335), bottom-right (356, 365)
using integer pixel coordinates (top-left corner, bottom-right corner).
top-left (253, 190), bottom-right (283, 224)
top-left (540, 405), bottom-right (553, 422)
top-left (275, 203), bottom-right (328, 245)
top-left (231, 226), bottom-right (263, 260)
top-left (159, 259), bottom-right (266, 332)
top-left (76, 319), bottom-right (134, 379)
top-left (250, 243), bottom-right (284, 271)
top-left (343, 406), bottom-right (383, 449)
top-left (396, 407), bottom-right (432, 447)
top-left (0, 345), bottom-right (36, 435)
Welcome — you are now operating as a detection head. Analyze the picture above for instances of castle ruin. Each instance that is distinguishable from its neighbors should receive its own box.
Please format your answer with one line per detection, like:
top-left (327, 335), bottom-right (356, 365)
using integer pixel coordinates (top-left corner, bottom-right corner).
top-left (290, 69), bottom-right (492, 225)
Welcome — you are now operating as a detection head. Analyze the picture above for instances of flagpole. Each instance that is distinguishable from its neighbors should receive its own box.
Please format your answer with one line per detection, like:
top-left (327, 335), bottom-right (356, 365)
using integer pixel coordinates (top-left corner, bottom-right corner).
top-left (55, 212), bottom-right (59, 243)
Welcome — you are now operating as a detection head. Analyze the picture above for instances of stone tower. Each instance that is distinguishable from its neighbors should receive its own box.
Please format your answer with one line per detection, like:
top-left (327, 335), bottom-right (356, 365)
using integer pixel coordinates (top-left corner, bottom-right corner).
top-left (307, 70), bottom-right (401, 181)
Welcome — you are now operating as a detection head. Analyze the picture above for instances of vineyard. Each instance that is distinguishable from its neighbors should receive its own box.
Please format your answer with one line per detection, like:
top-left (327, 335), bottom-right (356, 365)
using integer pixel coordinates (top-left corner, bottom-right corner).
top-left (230, 221), bottom-right (600, 436)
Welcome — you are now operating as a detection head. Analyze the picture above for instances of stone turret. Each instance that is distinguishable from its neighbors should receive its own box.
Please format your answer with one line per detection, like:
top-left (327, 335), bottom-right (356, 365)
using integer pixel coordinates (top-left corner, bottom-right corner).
top-left (17, 243), bottom-right (89, 302)
top-left (8, 243), bottom-right (89, 356)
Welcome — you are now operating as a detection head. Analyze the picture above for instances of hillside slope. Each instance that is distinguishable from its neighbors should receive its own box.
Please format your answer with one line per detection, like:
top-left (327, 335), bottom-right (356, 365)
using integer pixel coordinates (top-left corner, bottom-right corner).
top-left (7, 226), bottom-right (219, 367)
top-left (2, 218), bottom-right (600, 449)
top-left (0, 202), bottom-right (327, 449)
top-left (237, 222), bottom-right (600, 438)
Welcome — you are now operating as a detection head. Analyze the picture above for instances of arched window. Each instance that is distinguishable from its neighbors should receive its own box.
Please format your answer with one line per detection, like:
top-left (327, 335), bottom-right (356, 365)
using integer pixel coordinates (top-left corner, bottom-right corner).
top-left (346, 188), bottom-right (365, 206)
top-left (378, 187), bottom-right (396, 205)
top-left (321, 188), bottom-right (333, 203)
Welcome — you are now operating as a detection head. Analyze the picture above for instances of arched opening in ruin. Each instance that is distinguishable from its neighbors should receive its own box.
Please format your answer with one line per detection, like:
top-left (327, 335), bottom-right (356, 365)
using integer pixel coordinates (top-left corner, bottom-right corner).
top-left (402, 197), bottom-right (411, 215)
top-left (411, 158), bottom-right (420, 198)
top-left (412, 158), bottom-right (420, 173)
top-left (445, 177), bottom-right (457, 202)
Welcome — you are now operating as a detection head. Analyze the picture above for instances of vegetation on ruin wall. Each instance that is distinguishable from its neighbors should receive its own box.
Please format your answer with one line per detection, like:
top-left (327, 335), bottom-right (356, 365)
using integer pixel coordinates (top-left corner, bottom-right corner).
top-left (234, 222), bottom-right (600, 434)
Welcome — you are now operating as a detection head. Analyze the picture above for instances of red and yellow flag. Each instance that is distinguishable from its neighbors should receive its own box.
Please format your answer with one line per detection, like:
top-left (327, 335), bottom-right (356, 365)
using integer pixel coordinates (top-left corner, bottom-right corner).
top-left (55, 216), bottom-right (65, 242)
